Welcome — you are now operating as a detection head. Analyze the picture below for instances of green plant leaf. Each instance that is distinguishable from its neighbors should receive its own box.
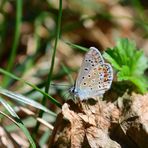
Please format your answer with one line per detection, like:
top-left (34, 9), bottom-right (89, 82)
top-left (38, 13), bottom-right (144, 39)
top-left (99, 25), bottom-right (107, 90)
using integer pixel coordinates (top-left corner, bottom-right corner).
top-left (0, 87), bottom-right (56, 116)
top-left (104, 38), bottom-right (148, 93)
top-left (0, 68), bottom-right (62, 108)
top-left (133, 51), bottom-right (148, 76)
top-left (0, 97), bottom-right (36, 148)
top-left (39, 129), bottom-right (51, 146)
top-left (117, 65), bottom-right (131, 81)
top-left (103, 51), bottom-right (121, 70)
top-left (65, 42), bottom-right (88, 52)
top-left (128, 76), bottom-right (147, 93)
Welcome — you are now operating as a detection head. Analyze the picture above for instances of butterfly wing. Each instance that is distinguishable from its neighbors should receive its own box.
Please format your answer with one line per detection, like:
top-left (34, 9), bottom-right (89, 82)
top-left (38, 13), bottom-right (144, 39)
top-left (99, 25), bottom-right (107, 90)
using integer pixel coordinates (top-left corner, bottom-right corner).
top-left (75, 47), bottom-right (104, 89)
top-left (101, 63), bottom-right (113, 90)
top-left (79, 63), bottom-right (113, 98)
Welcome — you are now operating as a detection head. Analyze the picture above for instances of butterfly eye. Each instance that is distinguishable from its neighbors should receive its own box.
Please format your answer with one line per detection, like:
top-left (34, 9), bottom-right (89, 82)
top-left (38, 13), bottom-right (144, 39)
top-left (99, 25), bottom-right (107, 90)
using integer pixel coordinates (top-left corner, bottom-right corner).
top-left (71, 87), bottom-right (74, 93)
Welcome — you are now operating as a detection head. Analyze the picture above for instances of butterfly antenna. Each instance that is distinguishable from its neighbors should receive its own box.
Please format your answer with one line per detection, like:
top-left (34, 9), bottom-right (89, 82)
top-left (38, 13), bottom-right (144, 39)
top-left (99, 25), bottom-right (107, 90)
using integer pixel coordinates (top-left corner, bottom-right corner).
top-left (73, 80), bottom-right (76, 88)
top-left (51, 83), bottom-right (71, 88)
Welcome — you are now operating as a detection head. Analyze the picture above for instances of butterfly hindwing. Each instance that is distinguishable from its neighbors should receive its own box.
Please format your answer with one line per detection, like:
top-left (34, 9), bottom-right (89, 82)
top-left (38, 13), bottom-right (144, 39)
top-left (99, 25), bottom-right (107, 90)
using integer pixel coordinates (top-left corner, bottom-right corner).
top-left (78, 63), bottom-right (113, 97)
top-left (102, 63), bottom-right (113, 89)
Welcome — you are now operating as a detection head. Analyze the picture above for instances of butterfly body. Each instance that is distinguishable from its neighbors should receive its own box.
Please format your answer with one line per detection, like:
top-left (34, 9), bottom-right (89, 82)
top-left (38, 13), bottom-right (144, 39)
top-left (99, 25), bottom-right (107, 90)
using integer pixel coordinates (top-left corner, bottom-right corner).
top-left (70, 47), bottom-right (113, 101)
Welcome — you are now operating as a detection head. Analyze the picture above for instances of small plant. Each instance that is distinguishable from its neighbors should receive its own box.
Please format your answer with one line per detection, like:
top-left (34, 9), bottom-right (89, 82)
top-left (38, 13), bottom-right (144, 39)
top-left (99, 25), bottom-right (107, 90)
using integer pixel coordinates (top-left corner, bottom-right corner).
top-left (103, 38), bottom-right (148, 93)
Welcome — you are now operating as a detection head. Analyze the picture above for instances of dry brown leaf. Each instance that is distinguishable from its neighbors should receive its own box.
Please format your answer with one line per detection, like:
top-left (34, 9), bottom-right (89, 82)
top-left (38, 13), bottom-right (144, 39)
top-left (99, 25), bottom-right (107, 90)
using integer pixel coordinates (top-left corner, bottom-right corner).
top-left (119, 93), bottom-right (148, 148)
top-left (52, 99), bottom-right (120, 148)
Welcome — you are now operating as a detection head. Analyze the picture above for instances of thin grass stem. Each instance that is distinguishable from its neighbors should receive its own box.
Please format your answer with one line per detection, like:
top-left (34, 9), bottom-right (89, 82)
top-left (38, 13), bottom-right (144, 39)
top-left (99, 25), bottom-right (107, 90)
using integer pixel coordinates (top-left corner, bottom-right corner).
top-left (3, 0), bottom-right (22, 87)
top-left (32, 0), bottom-right (63, 137)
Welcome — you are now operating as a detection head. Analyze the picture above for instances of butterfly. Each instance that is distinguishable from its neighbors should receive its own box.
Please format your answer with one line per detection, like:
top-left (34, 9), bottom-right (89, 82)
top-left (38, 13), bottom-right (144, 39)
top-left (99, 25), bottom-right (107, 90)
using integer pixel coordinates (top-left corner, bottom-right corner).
top-left (70, 47), bottom-right (113, 101)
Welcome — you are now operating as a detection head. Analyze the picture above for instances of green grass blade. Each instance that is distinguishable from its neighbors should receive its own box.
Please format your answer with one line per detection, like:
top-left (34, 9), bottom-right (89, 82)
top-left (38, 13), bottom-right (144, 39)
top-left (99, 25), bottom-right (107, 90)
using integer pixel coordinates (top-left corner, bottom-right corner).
top-left (5, 117), bottom-right (36, 133)
top-left (0, 97), bottom-right (36, 148)
top-left (65, 42), bottom-right (88, 52)
top-left (39, 129), bottom-right (51, 146)
top-left (33, 0), bottom-right (63, 136)
top-left (0, 87), bottom-right (57, 116)
top-left (0, 68), bottom-right (62, 108)
top-left (40, 0), bottom-right (63, 107)
top-left (3, 0), bottom-right (22, 87)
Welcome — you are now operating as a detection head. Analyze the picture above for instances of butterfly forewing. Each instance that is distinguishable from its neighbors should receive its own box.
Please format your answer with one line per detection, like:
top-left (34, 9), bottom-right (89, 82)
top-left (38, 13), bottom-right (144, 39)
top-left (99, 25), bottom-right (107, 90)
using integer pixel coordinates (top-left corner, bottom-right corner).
top-left (75, 47), bottom-right (104, 89)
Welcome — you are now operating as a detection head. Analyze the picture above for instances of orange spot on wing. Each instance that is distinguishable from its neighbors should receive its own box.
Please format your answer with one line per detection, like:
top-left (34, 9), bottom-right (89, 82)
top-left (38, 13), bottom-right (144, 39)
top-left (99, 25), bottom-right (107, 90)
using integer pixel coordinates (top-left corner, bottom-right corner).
top-left (104, 74), bottom-right (108, 77)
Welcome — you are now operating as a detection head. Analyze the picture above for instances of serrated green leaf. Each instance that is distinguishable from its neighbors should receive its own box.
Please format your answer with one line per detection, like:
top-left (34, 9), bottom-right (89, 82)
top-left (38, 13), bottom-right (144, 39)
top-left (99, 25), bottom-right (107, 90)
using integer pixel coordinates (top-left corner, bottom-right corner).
top-left (104, 38), bottom-right (148, 93)
top-left (134, 52), bottom-right (148, 76)
top-left (103, 52), bottom-right (121, 70)
top-left (116, 38), bottom-right (129, 65)
top-left (128, 76), bottom-right (147, 93)
top-left (117, 66), bottom-right (131, 81)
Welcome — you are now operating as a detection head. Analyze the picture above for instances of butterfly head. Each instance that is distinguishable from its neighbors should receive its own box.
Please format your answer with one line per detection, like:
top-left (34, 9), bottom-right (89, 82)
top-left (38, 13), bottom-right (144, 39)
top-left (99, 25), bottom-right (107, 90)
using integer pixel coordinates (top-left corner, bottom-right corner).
top-left (69, 86), bottom-right (79, 97)
top-left (69, 86), bottom-right (92, 100)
